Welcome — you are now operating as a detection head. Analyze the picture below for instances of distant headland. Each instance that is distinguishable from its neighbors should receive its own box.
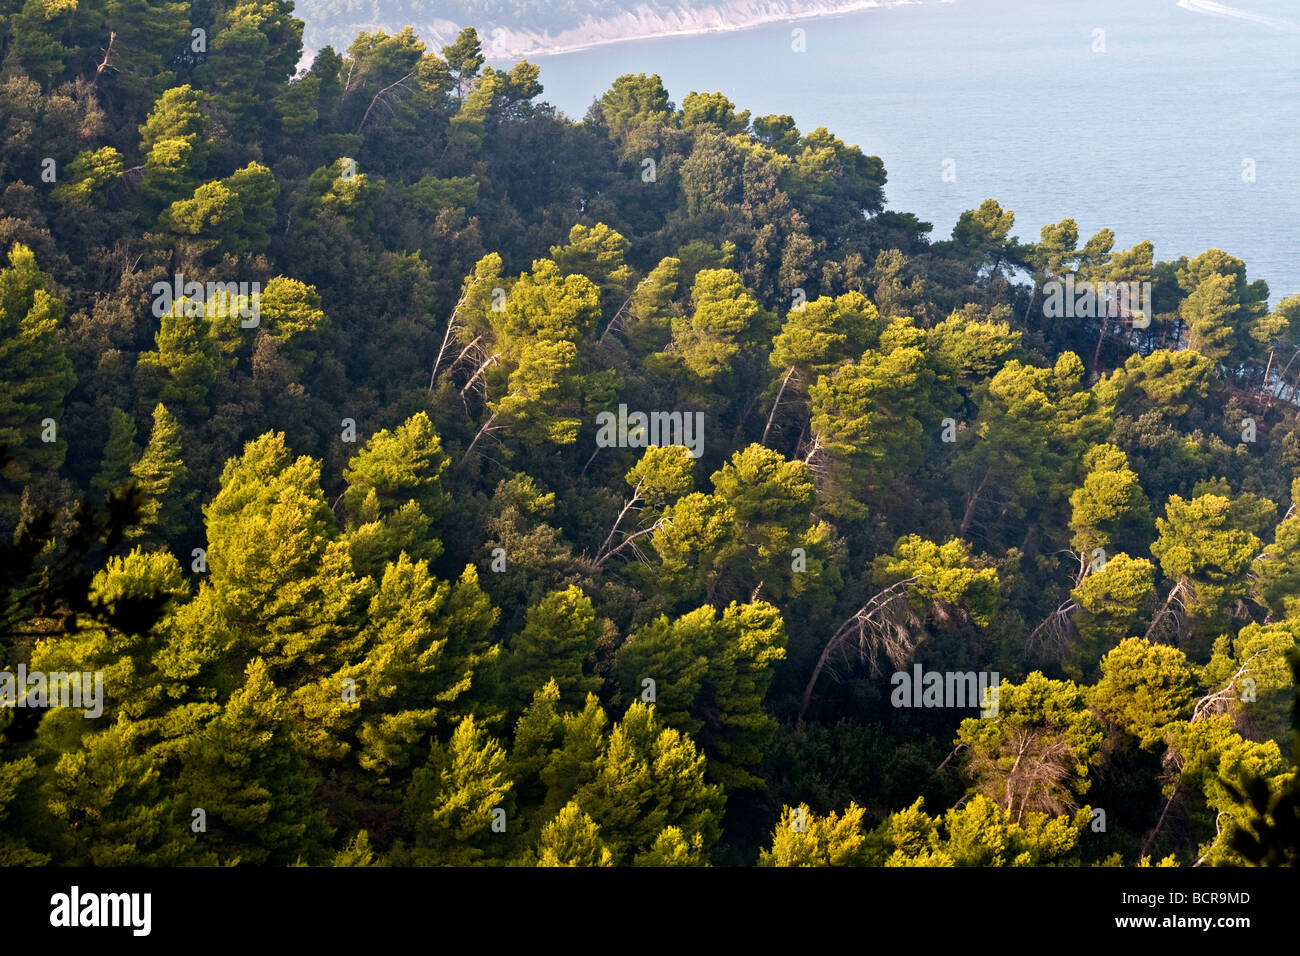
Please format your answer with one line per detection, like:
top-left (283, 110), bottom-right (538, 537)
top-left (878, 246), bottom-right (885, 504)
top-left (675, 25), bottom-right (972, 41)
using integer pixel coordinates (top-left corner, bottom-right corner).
top-left (297, 0), bottom-right (921, 62)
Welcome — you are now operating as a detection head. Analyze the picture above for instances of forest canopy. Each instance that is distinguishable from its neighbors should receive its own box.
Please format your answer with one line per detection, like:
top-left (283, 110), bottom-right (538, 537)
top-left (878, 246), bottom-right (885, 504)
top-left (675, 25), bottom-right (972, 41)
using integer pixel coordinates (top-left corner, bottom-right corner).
top-left (0, 2), bottom-right (1298, 867)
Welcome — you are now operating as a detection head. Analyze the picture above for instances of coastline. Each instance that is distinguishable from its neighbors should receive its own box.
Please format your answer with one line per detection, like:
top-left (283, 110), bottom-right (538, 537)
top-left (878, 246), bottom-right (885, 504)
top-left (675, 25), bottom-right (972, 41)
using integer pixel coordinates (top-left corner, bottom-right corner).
top-left (485, 0), bottom-right (916, 60)
top-left (301, 0), bottom-right (920, 66)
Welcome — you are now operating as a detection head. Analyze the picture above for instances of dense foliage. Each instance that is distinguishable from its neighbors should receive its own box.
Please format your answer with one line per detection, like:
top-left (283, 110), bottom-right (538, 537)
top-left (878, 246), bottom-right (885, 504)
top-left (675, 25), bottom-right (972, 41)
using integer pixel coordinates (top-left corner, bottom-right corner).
top-left (1, 1), bottom-right (1298, 867)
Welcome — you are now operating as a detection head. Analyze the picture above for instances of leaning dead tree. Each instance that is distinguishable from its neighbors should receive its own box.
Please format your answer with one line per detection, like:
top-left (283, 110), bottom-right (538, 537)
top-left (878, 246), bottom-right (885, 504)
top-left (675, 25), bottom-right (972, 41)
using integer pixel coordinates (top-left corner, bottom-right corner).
top-left (1143, 579), bottom-right (1190, 642)
top-left (798, 576), bottom-right (921, 725)
top-left (1141, 748), bottom-right (1186, 858)
top-left (428, 289), bottom-right (469, 388)
top-left (454, 333), bottom-right (503, 457)
top-left (1024, 597), bottom-right (1079, 661)
top-left (1143, 650), bottom-right (1268, 856)
top-left (1023, 548), bottom-right (1095, 659)
top-left (458, 347), bottom-right (500, 403)
top-left (1192, 650), bottom-right (1267, 723)
top-left (462, 409), bottom-right (502, 460)
top-left (357, 71), bottom-right (416, 133)
top-left (597, 275), bottom-right (652, 345)
top-left (587, 477), bottom-right (667, 571)
top-left (91, 33), bottom-right (117, 88)
top-left (761, 366), bottom-right (801, 446)
top-left (968, 728), bottom-right (1078, 823)
top-left (431, 266), bottom-right (505, 393)
top-left (799, 432), bottom-right (823, 467)
top-left (1192, 812), bottom-right (1232, 867)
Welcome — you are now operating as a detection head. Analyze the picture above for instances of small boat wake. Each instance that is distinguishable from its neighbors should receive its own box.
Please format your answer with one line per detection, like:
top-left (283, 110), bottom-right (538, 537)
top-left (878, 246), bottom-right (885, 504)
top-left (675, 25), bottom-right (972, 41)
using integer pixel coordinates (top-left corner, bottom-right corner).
top-left (1175, 0), bottom-right (1300, 32)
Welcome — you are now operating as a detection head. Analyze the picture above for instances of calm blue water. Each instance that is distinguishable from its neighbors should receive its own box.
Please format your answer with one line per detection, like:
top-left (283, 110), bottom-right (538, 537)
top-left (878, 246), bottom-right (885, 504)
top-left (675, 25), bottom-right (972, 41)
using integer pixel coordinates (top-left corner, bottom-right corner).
top-left (511, 0), bottom-right (1300, 302)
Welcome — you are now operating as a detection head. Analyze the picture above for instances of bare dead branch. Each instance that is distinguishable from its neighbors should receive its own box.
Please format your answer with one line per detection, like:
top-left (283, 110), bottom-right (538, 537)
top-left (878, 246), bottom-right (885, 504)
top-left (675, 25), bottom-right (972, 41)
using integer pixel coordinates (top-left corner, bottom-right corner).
top-left (1142, 580), bottom-right (1188, 643)
top-left (797, 577), bottom-right (921, 725)
top-left (357, 71), bottom-right (416, 133)
top-left (590, 515), bottom-right (666, 571)
top-left (463, 409), bottom-right (500, 459)
top-left (1192, 650), bottom-right (1267, 723)
top-left (761, 365), bottom-right (799, 446)
top-left (91, 32), bottom-right (117, 88)
top-left (1025, 598), bottom-right (1079, 657)
top-left (590, 479), bottom-right (644, 566)
top-left (459, 351), bottom-right (500, 400)
top-left (429, 291), bottom-right (469, 388)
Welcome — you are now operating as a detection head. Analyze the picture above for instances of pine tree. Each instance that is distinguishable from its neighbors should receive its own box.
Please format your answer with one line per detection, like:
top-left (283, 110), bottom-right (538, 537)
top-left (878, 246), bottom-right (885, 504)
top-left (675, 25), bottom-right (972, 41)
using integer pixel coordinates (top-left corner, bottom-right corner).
top-left (406, 717), bottom-right (512, 865)
top-left (758, 803), bottom-right (872, 866)
top-left (50, 147), bottom-right (124, 206)
top-left (632, 827), bottom-right (708, 866)
top-left (137, 296), bottom-right (230, 416)
top-left (101, 0), bottom-right (190, 109)
top-left (257, 276), bottom-right (328, 365)
top-left (1253, 479), bottom-right (1300, 619)
top-left (29, 547), bottom-right (189, 723)
top-left (508, 684), bottom-right (607, 840)
top-left (0, 756), bottom-right (46, 865)
top-left (175, 657), bottom-right (333, 865)
top-left (615, 602), bottom-right (787, 790)
top-left (137, 85), bottom-right (211, 215)
top-left (576, 702), bottom-right (724, 863)
top-left (1165, 714), bottom-right (1286, 864)
top-left (1225, 648), bottom-right (1300, 865)
top-left (1176, 249), bottom-right (1269, 368)
top-left (1068, 443), bottom-right (1155, 561)
top-left (442, 27), bottom-right (484, 100)
top-left (44, 718), bottom-right (178, 866)
top-left (292, 556), bottom-right (498, 789)
top-left (953, 353), bottom-right (1109, 542)
top-left (1089, 638), bottom-right (1197, 749)
top-left (876, 795), bottom-right (1088, 866)
top-left (622, 256), bottom-right (681, 356)
top-left (766, 291), bottom-right (882, 441)
top-left (1149, 492), bottom-right (1265, 640)
top-left (807, 323), bottom-right (946, 519)
top-left (666, 268), bottom-right (775, 386)
top-left (342, 412), bottom-right (448, 525)
top-left (7, 0), bottom-right (79, 85)
top-left (536, 801), bottom-right (613, 866)
top-left (956, 673), bottom-right (1104, 821)
top-left (0, 243), bottom-right (75, 492)
top-left (504, 585), bottom-right (603, 712)
top-left (549, 223), bottom-right (634, 311)
top-left (130, 403), bottom-right (190, 541)
top-left (91, 408), bottom-right (139, 495)
top-left (598, 73), bottom-right (673, 138)
top-left (193, 0), bottom-right (303, 125)
top-left (203, 432), bottom-right (365, 681)
top-left (1069, 553), bottom-right (1157, 678)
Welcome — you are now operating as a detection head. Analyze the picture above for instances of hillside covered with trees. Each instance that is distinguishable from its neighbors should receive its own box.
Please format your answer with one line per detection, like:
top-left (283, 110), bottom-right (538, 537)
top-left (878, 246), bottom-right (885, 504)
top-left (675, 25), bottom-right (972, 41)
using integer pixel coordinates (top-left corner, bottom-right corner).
top-left (0, 2), bottom-right (1298, 867)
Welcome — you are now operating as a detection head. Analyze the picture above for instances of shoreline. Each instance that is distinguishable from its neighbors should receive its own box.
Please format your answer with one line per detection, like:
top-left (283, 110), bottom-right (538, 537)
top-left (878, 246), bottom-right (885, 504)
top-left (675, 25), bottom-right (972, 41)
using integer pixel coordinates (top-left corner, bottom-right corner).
top-left (301, 0), bottom-right (921, 67)
top-left (489, 0), bottom-right (915, 60)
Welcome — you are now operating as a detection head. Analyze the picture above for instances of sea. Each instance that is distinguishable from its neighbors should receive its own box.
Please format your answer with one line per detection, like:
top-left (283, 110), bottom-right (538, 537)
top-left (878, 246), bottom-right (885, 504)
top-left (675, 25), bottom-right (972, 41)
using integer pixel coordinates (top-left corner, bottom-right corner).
top-left (507, 0), bottom-right (1300, 303)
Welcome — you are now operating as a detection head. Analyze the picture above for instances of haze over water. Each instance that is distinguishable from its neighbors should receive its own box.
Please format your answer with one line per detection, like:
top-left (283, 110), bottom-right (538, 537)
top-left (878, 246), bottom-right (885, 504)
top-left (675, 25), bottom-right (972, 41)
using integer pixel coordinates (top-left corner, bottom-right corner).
top-left (521, 0), bottom-right (1300, 302)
